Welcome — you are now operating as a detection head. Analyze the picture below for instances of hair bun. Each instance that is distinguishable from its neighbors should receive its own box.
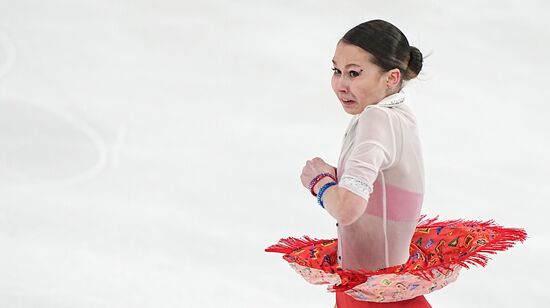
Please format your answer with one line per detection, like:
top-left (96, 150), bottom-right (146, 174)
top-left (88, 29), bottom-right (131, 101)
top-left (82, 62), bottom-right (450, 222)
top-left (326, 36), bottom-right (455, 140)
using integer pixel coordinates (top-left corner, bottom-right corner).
top-left (404, 46), bottom-right (423, 80)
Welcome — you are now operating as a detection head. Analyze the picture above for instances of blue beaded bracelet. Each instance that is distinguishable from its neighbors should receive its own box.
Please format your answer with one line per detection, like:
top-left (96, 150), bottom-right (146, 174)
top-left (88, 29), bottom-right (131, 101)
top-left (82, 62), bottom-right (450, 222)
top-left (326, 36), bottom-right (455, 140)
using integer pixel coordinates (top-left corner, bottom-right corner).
top-left (317, 181), bottom-right (337, 208)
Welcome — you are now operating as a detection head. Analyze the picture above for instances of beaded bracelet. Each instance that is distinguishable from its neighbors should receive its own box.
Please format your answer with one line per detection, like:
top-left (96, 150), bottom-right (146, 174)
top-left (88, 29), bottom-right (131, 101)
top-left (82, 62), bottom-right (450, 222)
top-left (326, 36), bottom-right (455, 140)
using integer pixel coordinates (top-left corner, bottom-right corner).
top-left (308, 173), bottom-right (337, 197)
top-left (317, 181), bottom-right (337, 209)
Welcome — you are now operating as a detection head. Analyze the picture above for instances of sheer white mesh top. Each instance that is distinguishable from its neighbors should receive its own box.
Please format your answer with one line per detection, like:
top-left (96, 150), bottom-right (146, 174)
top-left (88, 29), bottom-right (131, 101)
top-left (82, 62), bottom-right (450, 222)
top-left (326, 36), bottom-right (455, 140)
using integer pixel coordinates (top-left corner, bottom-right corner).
top-left (336, 91), bottom-right (425, 271)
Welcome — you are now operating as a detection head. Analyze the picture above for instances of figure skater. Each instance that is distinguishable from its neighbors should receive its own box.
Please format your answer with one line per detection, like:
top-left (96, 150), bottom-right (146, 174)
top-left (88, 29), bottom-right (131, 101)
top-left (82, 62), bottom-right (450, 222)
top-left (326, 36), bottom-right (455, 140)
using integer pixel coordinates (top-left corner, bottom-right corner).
top-left (267, 19), bottom-right (526, 308)
top-left (300, 19), bottom-right (428, 307)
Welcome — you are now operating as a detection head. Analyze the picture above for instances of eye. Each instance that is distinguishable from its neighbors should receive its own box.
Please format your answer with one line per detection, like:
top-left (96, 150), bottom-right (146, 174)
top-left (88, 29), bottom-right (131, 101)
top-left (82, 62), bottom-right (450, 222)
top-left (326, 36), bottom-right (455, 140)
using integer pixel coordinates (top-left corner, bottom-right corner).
top-left (332, 67), bottom-right (341, 75)
top-left (349, 70), bottom-right (362, 78)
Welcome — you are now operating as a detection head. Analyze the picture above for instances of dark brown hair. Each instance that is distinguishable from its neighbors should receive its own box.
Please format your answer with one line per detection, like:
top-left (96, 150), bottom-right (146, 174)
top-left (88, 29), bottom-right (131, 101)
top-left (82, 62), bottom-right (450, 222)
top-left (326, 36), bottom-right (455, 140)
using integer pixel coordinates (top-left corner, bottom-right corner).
top-left (341, 19), bottom-right (423, 82)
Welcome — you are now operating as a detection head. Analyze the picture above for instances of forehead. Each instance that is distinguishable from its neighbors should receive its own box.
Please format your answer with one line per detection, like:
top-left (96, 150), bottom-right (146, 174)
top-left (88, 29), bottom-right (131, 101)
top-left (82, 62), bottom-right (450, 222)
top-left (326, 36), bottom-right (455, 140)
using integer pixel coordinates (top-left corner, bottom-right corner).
top-left (332, 42), bottom-right (375, 66)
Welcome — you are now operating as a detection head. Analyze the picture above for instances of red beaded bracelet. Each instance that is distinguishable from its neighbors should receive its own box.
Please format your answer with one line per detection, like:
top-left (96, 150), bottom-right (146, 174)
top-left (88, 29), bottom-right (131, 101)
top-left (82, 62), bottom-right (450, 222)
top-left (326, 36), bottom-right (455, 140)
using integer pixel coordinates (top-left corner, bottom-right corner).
top-left (308, 173), bottom-right (337, 197)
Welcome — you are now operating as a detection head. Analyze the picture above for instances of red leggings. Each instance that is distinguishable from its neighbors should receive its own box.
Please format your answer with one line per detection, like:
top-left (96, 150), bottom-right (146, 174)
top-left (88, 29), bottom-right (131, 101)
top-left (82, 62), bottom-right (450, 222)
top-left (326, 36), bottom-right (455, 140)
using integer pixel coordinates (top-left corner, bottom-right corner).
top-left (336, 292), bottom-right (431, 308)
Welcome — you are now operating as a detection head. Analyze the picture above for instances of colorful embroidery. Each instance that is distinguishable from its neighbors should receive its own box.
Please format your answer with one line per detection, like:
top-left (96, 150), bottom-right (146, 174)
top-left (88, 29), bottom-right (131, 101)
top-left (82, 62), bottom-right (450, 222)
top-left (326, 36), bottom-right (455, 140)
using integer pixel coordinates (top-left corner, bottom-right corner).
top-left (266, 217), bottom-right (527, 303)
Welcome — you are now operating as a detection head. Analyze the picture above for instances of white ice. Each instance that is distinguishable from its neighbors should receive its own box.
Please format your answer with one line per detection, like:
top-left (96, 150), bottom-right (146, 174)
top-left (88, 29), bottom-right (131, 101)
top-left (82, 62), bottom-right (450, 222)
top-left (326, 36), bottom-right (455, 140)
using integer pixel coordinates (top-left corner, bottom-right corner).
top-left (0, 0), bottom-right (548, 307)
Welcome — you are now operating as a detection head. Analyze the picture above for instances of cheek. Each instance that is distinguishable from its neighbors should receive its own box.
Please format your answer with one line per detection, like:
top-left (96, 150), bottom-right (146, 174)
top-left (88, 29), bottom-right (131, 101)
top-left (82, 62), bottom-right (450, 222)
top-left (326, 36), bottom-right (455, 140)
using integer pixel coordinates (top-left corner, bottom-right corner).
top-left (373, 74), bottom-right (388, 94)
top-left (330, 75), bottom-right (338, 92)
top-left (348, 81), bottom-right (362, 98)
top-left (351, 77), bottom-right (375, 99)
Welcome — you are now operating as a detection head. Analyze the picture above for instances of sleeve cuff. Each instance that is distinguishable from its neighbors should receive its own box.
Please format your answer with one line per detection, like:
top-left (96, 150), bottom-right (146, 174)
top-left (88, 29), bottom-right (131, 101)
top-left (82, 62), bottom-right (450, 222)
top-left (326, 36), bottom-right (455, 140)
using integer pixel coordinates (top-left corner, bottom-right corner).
top-left (338, 176), bottom-right (373, 201)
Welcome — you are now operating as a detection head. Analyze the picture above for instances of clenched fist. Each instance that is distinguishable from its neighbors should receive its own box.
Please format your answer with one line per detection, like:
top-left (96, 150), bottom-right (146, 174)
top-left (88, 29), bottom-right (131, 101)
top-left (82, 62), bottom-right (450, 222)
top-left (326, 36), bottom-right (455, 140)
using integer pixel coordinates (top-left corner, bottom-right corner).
top-left (300, 157), bottom-right (337, 191)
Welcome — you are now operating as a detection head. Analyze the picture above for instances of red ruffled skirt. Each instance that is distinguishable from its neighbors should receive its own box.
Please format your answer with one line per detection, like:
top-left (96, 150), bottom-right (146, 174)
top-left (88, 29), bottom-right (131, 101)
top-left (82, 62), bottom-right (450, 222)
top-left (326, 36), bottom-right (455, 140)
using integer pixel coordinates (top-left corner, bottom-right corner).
top-left (266, 217), bottom-right (526, 304)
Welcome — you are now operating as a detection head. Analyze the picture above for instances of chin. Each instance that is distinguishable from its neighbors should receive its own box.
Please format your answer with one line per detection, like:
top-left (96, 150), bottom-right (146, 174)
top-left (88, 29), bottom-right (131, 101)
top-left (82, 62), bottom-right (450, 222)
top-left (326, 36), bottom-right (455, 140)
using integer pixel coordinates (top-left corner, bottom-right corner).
top-left (342, 104), bottom-right (363, 115)
top-left (343, 110), bottom-right (360, 115)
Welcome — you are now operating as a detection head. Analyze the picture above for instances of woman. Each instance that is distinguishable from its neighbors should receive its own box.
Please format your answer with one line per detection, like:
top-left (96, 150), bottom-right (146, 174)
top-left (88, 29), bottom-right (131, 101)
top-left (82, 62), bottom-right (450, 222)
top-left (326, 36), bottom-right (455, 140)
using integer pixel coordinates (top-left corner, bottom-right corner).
top-left (300, 20), bottom-right (431, 307)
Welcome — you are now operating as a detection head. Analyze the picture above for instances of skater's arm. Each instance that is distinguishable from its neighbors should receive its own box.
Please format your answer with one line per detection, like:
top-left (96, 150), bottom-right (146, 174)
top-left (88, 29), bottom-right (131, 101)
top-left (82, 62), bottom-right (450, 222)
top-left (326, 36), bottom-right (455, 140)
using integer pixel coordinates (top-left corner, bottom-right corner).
top-left (305, 108), bottom-right (396, 225)
top-left (312, 178), bottom-right (367, 226)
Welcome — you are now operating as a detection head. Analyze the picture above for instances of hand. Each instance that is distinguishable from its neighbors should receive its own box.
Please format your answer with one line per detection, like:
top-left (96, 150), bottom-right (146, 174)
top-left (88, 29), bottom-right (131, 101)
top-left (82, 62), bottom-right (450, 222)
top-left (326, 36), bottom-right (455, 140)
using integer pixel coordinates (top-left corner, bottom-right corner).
top-left (300, 157), bottom-right (337, 191)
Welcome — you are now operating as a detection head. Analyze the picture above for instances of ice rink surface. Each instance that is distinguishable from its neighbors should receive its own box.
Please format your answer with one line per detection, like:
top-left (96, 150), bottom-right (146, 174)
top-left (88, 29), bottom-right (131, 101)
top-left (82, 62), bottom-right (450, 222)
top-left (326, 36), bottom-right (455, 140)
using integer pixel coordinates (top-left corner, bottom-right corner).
top-left (0, 0), bottom-right (548, 307)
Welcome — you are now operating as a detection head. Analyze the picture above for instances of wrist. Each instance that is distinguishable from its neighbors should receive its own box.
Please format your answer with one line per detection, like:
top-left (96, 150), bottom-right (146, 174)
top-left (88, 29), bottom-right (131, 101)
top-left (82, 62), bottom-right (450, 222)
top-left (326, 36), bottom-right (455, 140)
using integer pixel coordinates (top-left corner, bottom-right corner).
top-left (316, 181), bottom-right (338, 209)
top-left (313, 177), bottom-right (336, 195)
top-left (308, 172), bottom-right (337, 196)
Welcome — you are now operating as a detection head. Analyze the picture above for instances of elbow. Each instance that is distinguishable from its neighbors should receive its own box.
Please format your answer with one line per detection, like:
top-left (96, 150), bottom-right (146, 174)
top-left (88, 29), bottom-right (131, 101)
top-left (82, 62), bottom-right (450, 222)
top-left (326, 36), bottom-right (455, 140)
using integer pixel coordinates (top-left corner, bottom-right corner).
top-left (337, 214), bottom-right (360, 226)
top-left (337, 213), bottom-right (361, 226)
top-left (334, 195), bottom-right (366, 226)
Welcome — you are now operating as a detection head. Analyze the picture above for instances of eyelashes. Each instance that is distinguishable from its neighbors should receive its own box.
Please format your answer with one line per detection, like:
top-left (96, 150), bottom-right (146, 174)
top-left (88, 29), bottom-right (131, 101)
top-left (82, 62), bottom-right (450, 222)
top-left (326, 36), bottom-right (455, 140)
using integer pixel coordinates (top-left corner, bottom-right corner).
top-left (332, 67), bottom-right (363, 78)
top-left (349, 69), bottom-right (362, 78)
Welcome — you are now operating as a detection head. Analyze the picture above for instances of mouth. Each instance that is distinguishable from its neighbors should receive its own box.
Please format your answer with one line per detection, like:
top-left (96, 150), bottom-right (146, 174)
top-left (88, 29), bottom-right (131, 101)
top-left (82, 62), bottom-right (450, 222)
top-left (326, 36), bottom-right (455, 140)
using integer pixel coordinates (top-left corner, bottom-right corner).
top-left (341, 99), bottom-right (357, 106)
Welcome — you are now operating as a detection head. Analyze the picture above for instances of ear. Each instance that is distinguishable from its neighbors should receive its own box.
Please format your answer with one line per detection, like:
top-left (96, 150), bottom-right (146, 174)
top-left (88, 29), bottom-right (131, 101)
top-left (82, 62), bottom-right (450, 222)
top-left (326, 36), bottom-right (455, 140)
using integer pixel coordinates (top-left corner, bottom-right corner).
top-left (385, 68), bottom-right (401, 90)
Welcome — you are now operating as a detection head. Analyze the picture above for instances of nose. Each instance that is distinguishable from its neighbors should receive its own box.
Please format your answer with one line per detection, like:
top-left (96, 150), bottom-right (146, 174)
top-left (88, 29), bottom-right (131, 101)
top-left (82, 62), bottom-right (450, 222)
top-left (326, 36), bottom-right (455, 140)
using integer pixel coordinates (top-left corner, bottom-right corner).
top-left (333, 75), bottom-right (349, 93)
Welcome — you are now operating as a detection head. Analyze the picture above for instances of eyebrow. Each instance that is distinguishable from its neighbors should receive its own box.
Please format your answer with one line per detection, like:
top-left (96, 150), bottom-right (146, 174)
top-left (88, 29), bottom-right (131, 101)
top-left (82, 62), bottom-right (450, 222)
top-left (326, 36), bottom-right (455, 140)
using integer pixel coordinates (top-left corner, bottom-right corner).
top-left (331, 60), bottom-right (362, 68)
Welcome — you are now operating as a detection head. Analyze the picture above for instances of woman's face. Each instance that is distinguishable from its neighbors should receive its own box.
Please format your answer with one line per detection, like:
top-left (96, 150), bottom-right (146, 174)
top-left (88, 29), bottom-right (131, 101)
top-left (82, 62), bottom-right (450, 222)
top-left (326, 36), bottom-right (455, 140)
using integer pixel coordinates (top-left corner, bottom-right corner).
top-left (331, 41), bottom-right (390, 115)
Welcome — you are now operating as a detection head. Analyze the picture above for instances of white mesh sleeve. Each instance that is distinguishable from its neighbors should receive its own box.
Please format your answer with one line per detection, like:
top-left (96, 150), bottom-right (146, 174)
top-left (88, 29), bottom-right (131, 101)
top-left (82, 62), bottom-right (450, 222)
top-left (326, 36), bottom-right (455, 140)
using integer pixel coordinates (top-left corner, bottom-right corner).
top-left (338, 107), bottom-right (397, 202)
